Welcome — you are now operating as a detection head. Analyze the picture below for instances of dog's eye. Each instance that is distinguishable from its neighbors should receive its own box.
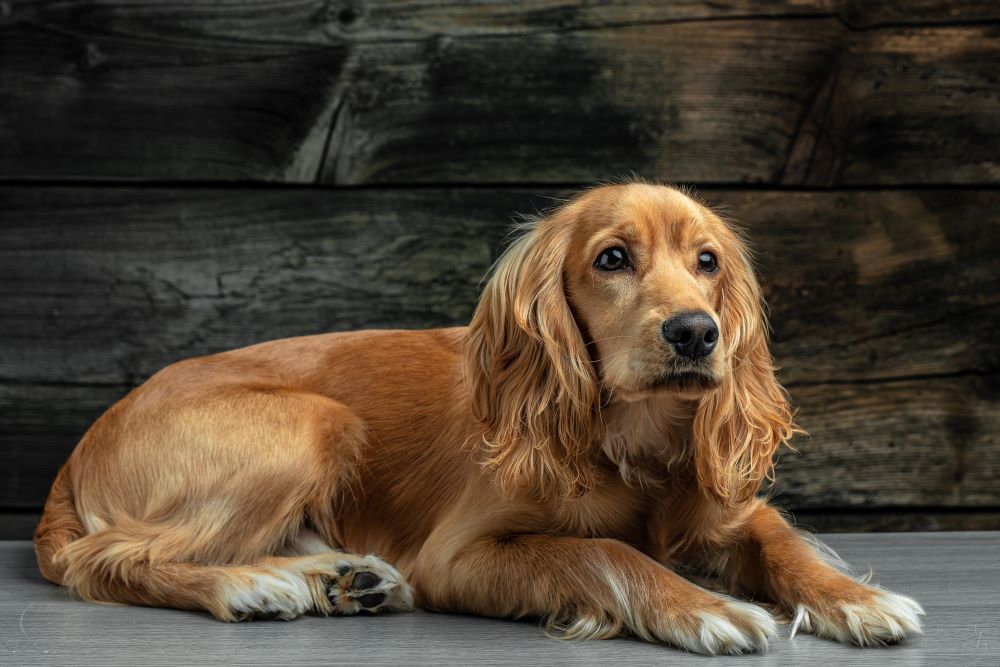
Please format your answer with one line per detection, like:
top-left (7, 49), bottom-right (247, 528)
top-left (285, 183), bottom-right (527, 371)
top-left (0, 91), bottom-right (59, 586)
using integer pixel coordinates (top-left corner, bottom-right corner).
top-left (594, 247), bottom-right (631, 272)
top-left (697, 251), bottom-right (718, 274)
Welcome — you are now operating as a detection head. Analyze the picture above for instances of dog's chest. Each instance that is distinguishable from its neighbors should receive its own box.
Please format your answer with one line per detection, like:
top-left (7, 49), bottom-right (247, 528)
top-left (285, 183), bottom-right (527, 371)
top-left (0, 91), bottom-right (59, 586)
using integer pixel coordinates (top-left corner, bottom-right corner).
top-left (547, 473), bottom-right (652, 540)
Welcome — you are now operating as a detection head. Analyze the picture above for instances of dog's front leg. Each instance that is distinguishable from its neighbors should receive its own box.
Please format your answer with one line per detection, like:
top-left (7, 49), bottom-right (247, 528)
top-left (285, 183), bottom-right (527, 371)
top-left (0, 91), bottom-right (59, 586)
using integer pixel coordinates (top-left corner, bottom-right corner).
top-left (416, 534), bottom-right (775, 654)
top-left (721, 502), bottom-right (924, 645)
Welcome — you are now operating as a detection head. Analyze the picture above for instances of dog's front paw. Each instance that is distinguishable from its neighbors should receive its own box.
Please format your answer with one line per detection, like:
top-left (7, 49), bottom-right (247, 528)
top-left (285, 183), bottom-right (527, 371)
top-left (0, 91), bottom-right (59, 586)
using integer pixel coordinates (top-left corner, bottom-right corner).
top-left (222, 552), bottom-right (414, 621)
top-left (789, 586), bottom-right (924, 646)
top-left (323, 554), bottom-right (414, 615)
top-left (660, 599), bottom-right (777, 655)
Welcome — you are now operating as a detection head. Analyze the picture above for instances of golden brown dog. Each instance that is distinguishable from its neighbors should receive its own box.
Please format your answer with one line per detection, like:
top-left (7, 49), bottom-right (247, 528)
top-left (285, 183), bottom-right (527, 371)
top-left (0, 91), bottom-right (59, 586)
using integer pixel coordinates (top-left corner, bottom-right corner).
top-left (35, 183), bottom-right (922, 653)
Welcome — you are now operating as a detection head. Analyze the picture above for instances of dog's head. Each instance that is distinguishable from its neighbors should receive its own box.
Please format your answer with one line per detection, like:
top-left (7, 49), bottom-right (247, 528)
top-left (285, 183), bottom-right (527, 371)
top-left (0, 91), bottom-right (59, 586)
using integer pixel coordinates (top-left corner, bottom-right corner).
top-left (464, 183), bottom-right (796, 505)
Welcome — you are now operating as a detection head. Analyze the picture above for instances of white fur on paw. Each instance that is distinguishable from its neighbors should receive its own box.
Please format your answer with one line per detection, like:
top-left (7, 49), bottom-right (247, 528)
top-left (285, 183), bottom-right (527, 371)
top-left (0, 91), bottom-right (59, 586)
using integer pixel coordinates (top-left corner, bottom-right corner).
top-left (325, 554), bottom-right (414, 615)
top-left (225, 571), bottom-right (312, 621)
top-left (674, 601), bottom-right (776, 655)
top-left (790, 589), bottom-right (924, 646)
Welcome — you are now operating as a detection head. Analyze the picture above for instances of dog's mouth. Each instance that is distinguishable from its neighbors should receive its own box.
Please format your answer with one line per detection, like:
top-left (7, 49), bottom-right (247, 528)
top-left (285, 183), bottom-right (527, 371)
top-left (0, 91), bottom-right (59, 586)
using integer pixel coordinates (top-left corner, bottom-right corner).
top-left (648, 370), bottom-right (719, 393)
top-left (641, 352), bottom-right (723, 394)
top-left (610, 367), bottom-right (720, 403)
top-left (602, 351), bottom-right (721, 402)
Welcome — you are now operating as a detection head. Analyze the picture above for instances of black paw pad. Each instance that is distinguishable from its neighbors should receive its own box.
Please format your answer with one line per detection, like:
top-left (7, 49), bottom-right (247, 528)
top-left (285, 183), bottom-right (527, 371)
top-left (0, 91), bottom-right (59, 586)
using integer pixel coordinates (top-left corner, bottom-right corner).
top-left (357, 592), bottom-right (386, 609)
top-left (352, 571), bottom-right (382, 590)
top-left (335, 564), bottom-right (352, 576)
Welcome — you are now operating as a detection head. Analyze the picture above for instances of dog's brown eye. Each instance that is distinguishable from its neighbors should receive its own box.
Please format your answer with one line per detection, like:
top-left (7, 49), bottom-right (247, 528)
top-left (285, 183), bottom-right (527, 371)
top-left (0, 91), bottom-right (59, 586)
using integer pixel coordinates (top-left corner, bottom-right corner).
top-left (595, 247), bottom-right (631, 272)
top-left (698, 251), bottom-right (718, 274)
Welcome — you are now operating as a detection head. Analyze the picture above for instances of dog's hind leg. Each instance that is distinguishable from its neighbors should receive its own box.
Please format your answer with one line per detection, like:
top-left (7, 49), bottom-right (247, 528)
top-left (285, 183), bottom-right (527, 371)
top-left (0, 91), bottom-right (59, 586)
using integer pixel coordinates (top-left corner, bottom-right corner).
top-left (36, 386), bottom-right (412, 620)
top-left (54, 522), bottom-right (412, 620)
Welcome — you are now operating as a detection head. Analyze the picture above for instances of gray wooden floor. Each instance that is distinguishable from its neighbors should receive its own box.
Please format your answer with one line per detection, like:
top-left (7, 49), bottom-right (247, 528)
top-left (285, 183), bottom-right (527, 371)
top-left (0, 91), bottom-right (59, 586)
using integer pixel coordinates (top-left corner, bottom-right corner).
top-left (1, 533), bottom-right (998, 666)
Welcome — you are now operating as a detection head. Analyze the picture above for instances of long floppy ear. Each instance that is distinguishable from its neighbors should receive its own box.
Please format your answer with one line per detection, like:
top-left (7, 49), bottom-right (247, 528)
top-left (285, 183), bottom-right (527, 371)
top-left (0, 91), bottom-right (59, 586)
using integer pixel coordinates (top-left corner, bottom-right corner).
top-left (463, 215), bottom-right (603, 500)
top-left (693, 227), bottom-right (798, 507)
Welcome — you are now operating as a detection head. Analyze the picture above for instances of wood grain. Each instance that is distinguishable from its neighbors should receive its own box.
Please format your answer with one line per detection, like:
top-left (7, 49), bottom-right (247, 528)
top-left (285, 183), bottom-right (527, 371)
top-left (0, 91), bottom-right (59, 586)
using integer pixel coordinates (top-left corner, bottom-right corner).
top-left (791, 510), bottom-right (1000, 533)
top-left (1, 2), bottom-right (998, 184)
top-left (1, 186), bottom-right (996, 510)
top-left (7, 1), bottom-right (998, 43)
top-left (315, 1), bottom-right (1000, 36)
top-left (2, 533), bottom-right (998, 664)
top-left (725, 190), bottom-right (1000, 386)
top-left (781, 376), bottom-right (999, 507)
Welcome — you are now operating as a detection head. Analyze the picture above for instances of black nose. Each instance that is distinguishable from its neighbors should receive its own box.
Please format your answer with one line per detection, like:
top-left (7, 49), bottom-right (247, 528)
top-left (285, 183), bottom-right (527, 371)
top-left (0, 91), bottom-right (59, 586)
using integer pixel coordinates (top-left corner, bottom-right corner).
top-left (662, 311), bottom-right (719, 360)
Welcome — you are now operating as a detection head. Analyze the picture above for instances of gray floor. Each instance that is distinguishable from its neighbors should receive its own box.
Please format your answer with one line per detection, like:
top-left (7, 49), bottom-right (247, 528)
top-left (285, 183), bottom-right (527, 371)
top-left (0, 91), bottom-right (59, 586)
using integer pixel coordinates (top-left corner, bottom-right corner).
top-left (1, 533), bottom-right (998, 666)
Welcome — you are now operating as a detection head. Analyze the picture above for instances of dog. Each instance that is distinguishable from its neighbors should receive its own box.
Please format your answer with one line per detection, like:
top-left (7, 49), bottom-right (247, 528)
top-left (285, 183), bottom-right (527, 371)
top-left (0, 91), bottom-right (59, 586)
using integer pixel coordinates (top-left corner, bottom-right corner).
top-left (34, 182), bottom-right (923, 653)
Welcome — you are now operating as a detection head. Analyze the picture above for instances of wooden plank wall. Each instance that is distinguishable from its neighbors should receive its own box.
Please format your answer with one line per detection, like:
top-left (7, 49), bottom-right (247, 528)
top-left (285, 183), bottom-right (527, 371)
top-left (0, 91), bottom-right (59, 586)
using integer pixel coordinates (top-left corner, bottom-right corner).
top-left (1, 1), bottom-right (998, 536)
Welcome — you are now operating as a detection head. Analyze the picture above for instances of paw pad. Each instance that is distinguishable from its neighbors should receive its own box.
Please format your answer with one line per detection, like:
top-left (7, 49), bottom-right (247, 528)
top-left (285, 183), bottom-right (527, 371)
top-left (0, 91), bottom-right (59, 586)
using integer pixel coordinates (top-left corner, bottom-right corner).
top-left (352, 572), bottom-right (382, 590)
top-left (324, 555), bottom-right (412, 615)
top-left (356, 592), bottom-right (386, 609)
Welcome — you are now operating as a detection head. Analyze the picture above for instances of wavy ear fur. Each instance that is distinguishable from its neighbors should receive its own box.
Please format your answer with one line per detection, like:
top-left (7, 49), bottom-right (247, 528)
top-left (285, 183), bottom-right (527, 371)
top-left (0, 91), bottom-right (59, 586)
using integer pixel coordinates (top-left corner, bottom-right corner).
top-left (693, 227), bottom-right (798, 507)
top-left (463, 214), bottom-right (603, 500)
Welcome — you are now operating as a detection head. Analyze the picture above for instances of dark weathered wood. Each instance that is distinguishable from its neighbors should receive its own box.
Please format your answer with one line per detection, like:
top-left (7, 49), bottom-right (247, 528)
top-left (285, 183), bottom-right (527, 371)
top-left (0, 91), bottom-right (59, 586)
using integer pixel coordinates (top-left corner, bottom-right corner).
top-left (779, 376), bottom-right (999, 507)
top-left (3, 533), bottom-right (999, 664)
top-left (320, 1), bottom-right (1000, 35)
top-left (7, 1), bottom-right (998, 44)
top-left (0, 512), bottom-right (40, 540)
top-left (3, 187), bottom-right (994, 388)
top-left (1, 3), bottom-right (998, 184)
top-left (1, 186), bottom-right (996, 511)
top-left (0, 187), bottom-right (513, 387)
top-left (723, 190), bottom-right (1000, 385)
top-left (791, 510), bottom-right (1000, 533)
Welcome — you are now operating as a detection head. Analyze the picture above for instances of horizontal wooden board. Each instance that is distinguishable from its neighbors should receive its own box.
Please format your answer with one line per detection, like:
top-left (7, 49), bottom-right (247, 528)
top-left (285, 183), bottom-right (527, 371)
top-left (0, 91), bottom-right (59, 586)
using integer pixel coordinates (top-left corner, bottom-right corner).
top-left (790, 510), bottom-right (1000, 534)
top-left (723, 190), bottom-right (1000, 386)
top-left (779, 375), bottom-right (999, 507)
top-left (8, 1), bottom-right (994, 43)
top-left (0, 512), bottom-right (40, 540)
top-left (313, 1), bottom-right (1000, 36)
top-left (0, 4), bottom-right (998, 184)
top-left (1, 186), bottom-right (997, 510)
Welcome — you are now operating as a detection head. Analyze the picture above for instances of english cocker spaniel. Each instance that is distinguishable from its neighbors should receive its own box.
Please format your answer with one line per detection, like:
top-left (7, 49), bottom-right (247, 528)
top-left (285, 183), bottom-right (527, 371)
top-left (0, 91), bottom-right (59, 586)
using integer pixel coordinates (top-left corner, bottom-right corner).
top-left (35, 183), bottom-right (923, 653)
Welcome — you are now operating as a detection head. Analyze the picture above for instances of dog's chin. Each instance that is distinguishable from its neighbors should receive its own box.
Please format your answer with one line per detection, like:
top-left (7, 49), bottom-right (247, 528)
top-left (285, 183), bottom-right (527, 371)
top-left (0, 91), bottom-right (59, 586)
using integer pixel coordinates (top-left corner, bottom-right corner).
top-left (612, 371), bottom-right (720, 402)
top-left (650, 371), bottom-right (720, 396)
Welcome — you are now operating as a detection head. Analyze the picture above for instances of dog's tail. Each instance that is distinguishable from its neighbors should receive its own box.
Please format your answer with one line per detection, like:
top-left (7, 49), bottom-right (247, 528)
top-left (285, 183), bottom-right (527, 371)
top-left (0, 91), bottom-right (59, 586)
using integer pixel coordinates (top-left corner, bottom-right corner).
top-left (34, 462), bottom-right (86, 584)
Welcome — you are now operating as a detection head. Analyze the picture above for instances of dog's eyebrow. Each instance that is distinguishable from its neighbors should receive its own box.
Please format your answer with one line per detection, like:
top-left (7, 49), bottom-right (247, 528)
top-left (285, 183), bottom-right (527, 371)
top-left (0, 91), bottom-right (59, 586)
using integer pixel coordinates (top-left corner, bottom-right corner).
top-left (668, 209), bottom-right (718, 249)
top-left (667, 216), bottom-right (697, 248)
top-left (690, 233), bottom-right (717, 249)
top-left (593, 221), bottom-right (641, 249)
